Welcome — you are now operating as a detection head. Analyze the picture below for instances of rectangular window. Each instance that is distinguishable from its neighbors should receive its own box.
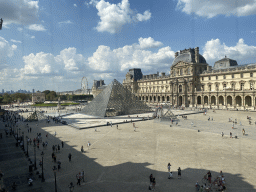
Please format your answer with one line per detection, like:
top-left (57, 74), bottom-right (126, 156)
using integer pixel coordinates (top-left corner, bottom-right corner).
top-left (202, 85), bottom-right (204, 91)
top-left (202, 77), bottom-right (204, 81)
top-left (209, 76), bottom-right (211, 80)
top-left (232, 74), bottom-right (234, 78)
top-left (250, 73), bottom-right (253, 77)
top-left (216, 76), bottom-right (218, 80)
top-left (223, 75), bottom-right (226, 79)
top-left (241, 83), bottom-right (244, 90)
top-left (209, 85), bottom-right (211, 91)
top-left (241, 73), bottom-right (243, 78)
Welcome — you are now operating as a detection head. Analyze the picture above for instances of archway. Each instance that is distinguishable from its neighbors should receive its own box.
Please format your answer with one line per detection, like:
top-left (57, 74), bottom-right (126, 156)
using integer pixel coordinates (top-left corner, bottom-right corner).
top-left (204, 96), bottom-right (208, 105)
top-left (245, 96), bottom-right (252, 106)
top-left (167, 96), bottom-right (170, 102)
top-left (142, 96), bottom-right (144, 101)
top-left (219, 96), bottom-right (224, 105)
top-left (197, 96), bottom-right (201, 105)
top-left (227, 96), bottom-right (232, 106)
top-left (162, 96), bottom-right (165, 102)
top-left (211, 96), bottom-right (216, 105)
top-left (154, 96), bottom-right (156, 102)
top-left (178, 96), bottom-right (182, 106)
top-left (158, 96), bottom-right (160, 102)
top-left (235, 96), bottom-right (242, 106)
top-left (139, 96), bottom-right (141, 101)
top-left (150, 96), bottom-right (152, 102)
top-left (146, 96), bottom-right (148, 102)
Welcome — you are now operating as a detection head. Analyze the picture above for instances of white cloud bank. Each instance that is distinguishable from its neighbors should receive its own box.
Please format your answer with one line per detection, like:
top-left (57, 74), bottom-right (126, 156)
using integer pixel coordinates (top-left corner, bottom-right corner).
top-left (88, 37), bottom-right (174, 71)
top-left (177, 0), bottom-right (256, 18)
top-left (0, 0), bottom-right (39, 25)
top-left (203, 38), bottom-right (256, 64)
top-left (87, 0), bottom-right (151, 33)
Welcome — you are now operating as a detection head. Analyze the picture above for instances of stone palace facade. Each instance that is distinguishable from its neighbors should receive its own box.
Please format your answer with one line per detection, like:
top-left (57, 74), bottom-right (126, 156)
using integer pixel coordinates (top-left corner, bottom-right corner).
top-left (123, 47), bottom-right (256, 110)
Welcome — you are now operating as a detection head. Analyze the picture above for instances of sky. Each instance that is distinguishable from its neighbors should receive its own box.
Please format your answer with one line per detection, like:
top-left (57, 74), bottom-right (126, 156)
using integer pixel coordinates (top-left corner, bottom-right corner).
top-left (1, 0), bottom-right (256, 92)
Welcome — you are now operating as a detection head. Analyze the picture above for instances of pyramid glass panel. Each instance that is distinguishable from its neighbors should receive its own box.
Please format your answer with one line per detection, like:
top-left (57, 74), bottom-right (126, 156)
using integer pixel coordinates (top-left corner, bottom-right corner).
top-left (82, 79), bottom-right (152, 117)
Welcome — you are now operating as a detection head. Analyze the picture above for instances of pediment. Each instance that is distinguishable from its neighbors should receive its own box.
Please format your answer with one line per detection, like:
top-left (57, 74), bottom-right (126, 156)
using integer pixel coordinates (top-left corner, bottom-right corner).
top-left (171, 61), bottom-right (189, 69)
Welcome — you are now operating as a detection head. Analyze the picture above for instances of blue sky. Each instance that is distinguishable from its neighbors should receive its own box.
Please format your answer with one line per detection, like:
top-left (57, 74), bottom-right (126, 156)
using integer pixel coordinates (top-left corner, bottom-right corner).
top-left (1, 0), bottom-right (256, 92)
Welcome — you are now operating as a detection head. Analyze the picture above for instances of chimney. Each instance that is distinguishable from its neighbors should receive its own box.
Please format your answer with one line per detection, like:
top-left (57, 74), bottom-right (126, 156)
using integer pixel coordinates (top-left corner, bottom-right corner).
top-left (195, 47), bottom-right (199, 63)
top-left (175, 52), bottom-right (178, 58)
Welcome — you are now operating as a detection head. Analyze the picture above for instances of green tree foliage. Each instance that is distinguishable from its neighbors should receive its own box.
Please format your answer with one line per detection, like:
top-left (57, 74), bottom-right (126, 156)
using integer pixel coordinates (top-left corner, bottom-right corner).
top-left (0, 93), bottom-right (31, 104)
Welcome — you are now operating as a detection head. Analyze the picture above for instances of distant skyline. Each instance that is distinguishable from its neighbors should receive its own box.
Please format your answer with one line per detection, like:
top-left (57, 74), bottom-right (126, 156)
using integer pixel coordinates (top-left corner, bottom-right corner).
top-left (1, 0), bottom-right (256, 92)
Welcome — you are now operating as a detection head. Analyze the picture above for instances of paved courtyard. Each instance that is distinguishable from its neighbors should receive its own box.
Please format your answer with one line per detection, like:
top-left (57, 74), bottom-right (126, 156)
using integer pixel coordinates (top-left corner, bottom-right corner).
top-left (1, 108), bottom-right (256, 191)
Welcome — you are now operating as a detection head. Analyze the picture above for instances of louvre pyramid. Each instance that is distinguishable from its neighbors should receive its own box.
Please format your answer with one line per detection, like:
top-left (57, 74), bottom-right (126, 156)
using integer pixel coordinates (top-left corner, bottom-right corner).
top-left (82, 79), bottom-right (152, 117)
top-left (161, 104), bottom-right (177, 121)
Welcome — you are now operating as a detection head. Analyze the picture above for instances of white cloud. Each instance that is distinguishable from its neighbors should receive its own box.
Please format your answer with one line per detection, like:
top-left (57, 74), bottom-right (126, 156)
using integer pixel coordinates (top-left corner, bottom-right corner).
top-left (138, 37), bottom-right (163, 49)
top-left (88, 0), bottom-right (151, 33)
top-left (74, 4), bottom-right (77, 7)
top-left (31, 36), bottom-right (35, 39)
top-left (0, 0), bottom-right (39, 26)
top-left (55, 47), bottom-right (85, 71)
top-left (177, 0), bottom-right (256, 18)
top-left (203, 38), bottom-right (256, 65)
top-left (137, 10), bottom-right (151, 21)
top-left (11, 39), bottom-right (22, 44)
top-left (58, 20), bottom-right (73, 25)
top-left (88, 37), bottom-right (174, 71)
top-left (28, 24), bottom-right (46, 31)
top-left (0, 36), bottom-right (17, 58)
top-left (21, 47), bottom-right (86, 76)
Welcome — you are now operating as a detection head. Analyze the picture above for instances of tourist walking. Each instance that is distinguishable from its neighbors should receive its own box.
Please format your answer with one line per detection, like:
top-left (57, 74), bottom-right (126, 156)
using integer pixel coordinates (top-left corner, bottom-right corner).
top-left (178, 167), bottom-right (181, 179)
top-left (242, 128), bottom-right (245, 136)
top-left (81, 146), bottom-right (84, 153)
top-left (61, 141), bottom-right (64, 148)
top-left (116, 124), bottom-right (118, 129)
top-left (230, 132), bottom-right (232, 138)
top-left (221, 132), bottom-right (224, 137)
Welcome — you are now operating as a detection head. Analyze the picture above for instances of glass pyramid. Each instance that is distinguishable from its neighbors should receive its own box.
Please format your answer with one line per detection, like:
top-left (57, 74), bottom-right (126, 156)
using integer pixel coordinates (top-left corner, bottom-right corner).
top-left (82, 79), bottom-right (152, 117)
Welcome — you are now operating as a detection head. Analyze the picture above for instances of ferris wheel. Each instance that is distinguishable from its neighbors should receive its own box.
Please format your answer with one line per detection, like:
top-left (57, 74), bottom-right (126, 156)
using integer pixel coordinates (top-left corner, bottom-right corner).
top-left (81, 77), bottom-right (88, 93)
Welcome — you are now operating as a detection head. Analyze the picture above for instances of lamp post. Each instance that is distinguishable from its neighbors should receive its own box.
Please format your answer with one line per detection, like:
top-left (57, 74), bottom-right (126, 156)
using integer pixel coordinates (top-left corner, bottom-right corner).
top-left (22, 132), bottom-right (25, 151)
top-left (41, 151), bottom-right (45, 182)
top-left (33, 145), bottom-right (37, 170)
top-left (26, 136), bottom-right (29, 157)
top-left (52, 166), bottom-right (57, 192)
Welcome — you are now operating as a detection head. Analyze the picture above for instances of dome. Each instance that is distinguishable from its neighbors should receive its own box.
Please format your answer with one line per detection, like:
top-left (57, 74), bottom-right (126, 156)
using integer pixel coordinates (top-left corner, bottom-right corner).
top-left (172, 51), bottom-right (207, 67)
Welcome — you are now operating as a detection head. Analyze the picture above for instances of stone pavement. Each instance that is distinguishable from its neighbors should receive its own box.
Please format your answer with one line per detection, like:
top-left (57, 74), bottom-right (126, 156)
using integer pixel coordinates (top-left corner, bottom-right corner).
top-left (1, 108), bottom-right (256, 191)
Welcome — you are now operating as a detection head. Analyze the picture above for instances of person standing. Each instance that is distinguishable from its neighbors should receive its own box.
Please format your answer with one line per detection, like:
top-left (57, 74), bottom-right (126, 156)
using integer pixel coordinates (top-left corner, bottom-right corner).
top-left (81, 146), bottom-right (84, 153)
top-left (81, 170), bottom-right (85, 182)
top-left (221, 132), bottom-right (224, 137)
top-left (167, 163), bottom-right (171, 172)
top-left (178, 167), bottom-right (181, 179)
top-left (76, 173), bottom-right (81, 186)
top-left (230, 132), bottom-right (232, 138)
top-left (68, 153), bottom-right (72, 162)
top-left (152, 177), bottom-right (156, 191)
top-left (116, 124), bottom-right (118, 129)
top-left (207, 171), bottom-right (212, 183)
top-left (87, 141), bottom-right (91, 150)
top-left (61, 141), bottom-right (64, 148)
top-left (149, 174), bottom-right (153, 189)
